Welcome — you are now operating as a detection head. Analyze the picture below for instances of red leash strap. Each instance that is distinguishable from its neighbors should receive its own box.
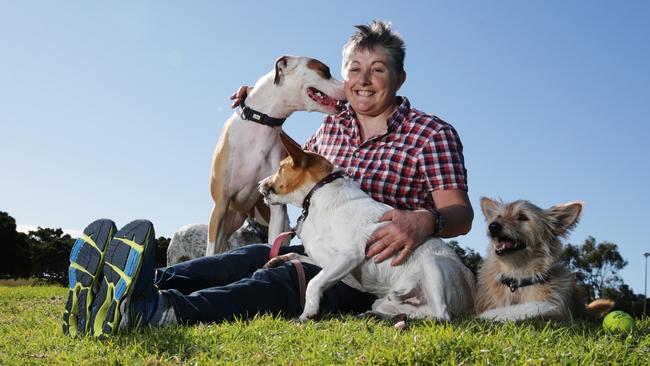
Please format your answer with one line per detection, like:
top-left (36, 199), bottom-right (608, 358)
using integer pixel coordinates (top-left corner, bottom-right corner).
top-left (269, 230), bottom-right (296, 259)
top-left (268, 231), bottom-right (305, 309)
top-left (290, 259), bottom-right (307, 309)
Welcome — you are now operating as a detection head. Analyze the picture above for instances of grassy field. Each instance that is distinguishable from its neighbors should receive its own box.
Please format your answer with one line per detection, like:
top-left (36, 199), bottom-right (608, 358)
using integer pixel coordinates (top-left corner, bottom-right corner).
top-left (1, 285), bottom-right (648, 365)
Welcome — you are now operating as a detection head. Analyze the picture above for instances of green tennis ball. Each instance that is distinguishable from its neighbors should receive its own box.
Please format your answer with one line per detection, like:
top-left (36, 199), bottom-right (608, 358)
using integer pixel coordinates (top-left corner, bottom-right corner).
top-left (603, 310), bottom-right (635, 333)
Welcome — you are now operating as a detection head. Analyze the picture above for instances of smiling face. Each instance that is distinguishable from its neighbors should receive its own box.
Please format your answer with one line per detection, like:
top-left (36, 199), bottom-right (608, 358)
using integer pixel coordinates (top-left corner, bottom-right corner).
top-left (342, 47), bottom-right (405, 118)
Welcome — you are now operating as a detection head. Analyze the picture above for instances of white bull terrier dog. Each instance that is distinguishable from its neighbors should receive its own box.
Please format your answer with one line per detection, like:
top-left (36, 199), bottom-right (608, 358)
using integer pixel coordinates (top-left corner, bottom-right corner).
top-left (259, 132), bottom-right (475, 324)
top-left (207, 56), bottom-right (346, 255)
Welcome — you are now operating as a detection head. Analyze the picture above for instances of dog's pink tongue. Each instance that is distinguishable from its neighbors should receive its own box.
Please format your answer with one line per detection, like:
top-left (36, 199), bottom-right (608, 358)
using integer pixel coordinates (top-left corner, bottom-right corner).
top-left (308, 87), bottom-right (337, 108)
top-left (322, 96), bottom-right (336, 107)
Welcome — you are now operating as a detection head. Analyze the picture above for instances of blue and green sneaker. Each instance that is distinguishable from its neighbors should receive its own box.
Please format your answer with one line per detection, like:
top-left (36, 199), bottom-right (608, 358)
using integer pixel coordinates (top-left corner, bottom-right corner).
top-left (63, 219), bottom-right (117, 337)
top-left (88, 219), bottom-right (158, 338)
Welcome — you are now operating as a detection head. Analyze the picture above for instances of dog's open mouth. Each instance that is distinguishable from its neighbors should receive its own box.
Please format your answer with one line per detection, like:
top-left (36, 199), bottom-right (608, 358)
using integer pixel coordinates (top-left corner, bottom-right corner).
top-left (307, 87), bottom-right (345, 112)
top-left (493, 237), bottom-right (526, 255)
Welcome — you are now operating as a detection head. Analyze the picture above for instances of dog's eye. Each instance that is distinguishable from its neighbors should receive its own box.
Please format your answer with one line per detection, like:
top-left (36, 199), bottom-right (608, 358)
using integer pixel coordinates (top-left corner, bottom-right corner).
top-left (517, 214), bottom-right (529, 222)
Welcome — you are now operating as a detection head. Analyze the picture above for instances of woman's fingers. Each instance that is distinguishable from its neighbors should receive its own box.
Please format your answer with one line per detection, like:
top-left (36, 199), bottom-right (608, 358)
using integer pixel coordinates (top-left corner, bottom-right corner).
top-left (367, 231), bottom-right (409, 264)
top-left (230, 86), bottom-right (253, 108)
top-left (373, 241), bottom-right (404, 264)
top-left (391, 246), bottom-right (413, 266)
top-left (366, 235), bottom-right (390, 259)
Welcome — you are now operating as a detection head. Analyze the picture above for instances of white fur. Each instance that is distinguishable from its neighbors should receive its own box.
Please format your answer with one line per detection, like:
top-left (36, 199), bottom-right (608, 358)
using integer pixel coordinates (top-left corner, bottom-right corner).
top-left (262, 175), bottom-right (476, 322)
top-left (478, 301), bottom-right (560, 322)
top-left (207, 56), bottom-right (346, 255)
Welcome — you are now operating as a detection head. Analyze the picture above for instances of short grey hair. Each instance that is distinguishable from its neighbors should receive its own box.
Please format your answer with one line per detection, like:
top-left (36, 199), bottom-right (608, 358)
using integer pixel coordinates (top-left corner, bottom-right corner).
top-left (341, 20), bottom-right (406, 78)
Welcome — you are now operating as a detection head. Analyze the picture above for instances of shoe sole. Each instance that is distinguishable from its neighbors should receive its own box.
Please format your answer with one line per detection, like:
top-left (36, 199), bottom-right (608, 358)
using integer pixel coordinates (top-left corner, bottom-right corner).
top-left (88, 220), bottom-right (154, 338)
top-left (62, 219), bottom-right (116, 337)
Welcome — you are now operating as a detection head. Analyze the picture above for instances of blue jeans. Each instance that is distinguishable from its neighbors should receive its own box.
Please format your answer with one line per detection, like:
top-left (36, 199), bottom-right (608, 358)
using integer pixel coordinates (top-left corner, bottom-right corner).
top-left (154, 244), bottom-right (376, 324)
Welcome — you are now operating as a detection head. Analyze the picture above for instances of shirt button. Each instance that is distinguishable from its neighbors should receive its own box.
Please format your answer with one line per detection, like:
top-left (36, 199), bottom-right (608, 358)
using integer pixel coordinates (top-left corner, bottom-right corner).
top-left (354, 152), bottom-right (360, 157)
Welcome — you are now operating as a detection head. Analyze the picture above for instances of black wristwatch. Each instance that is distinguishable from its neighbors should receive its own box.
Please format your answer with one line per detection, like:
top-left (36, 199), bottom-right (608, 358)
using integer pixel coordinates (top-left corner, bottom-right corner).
top-left (431, 208), bottom-right (445, 236)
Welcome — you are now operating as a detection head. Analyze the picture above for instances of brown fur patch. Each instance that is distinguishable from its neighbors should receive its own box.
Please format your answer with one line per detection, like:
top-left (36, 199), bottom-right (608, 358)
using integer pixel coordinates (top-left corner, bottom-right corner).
top-left (210, 117), bottom-right (233, 201)
top-left (208, 117), bottom-right (234, 245)
top-left (265, 131), bottom-right (335, 196)
top-left (307, 59), bottom-right (332, 80)
top-left (266, 152), bottom-right (334, 196)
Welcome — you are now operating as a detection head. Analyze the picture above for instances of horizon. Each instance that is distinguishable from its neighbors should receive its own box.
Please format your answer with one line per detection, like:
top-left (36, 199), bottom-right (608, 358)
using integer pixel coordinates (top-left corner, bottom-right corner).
top-left (1, 1), bottom-right (649, 295)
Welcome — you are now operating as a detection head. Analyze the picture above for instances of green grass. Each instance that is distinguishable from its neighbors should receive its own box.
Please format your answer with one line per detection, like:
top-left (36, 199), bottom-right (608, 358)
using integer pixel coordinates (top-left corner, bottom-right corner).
top-left (1, 285), bottom-right (648, 365)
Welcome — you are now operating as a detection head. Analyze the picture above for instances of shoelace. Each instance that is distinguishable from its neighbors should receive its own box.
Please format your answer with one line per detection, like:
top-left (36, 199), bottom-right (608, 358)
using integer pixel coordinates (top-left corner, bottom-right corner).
top-left (154, 267), bottom-right (176, 288)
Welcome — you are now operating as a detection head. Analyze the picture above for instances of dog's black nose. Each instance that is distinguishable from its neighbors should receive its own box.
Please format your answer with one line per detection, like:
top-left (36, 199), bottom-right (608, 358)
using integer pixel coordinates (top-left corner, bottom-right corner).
top-left (259, 185), bottom-right (269, 196)
top-left (260, 184), bottom-right (274, 196)
top-left (488, 222), bottom-right (502, 235)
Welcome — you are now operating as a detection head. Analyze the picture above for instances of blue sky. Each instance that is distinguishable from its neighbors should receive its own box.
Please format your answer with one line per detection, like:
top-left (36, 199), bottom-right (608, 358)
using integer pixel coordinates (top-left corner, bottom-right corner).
top-left (1, 1), bottom-right (649, 295)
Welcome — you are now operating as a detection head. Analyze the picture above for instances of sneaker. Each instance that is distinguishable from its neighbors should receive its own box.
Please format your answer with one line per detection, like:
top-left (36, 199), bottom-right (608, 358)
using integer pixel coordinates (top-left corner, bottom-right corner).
top-left (63, 219), bottom-right (117, 337)
top-left (88, 219), bottom-right (158, 338)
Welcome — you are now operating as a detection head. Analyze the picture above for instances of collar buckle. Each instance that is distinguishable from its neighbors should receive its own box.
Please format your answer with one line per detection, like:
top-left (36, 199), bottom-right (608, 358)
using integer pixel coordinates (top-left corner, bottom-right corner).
top-left (239, 98), bottom-right (286, 127)
top-left (509, 283), bottom-right (518, 292)
top-left (499, 270), bottom-right (552, 293)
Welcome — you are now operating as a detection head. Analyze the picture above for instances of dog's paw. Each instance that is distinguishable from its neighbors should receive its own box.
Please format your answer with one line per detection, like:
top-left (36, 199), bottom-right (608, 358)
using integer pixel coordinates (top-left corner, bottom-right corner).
top-left (356, 311), bottom-right (384, 321)
top-left (477, 309), bottom-right (499, 321)
top-left (477, 309), bottom-right (512, 322)
top-left (392, 314), bottom-right (408, 331)
top-left (299, 308), bottom-right (318, 323)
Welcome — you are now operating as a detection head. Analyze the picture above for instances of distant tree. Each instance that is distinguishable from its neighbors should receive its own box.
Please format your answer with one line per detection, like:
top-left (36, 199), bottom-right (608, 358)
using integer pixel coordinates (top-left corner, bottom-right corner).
top-left (0, 211), bottom-right (31, 278)
top-left (28, 227), bottom-right (74, 285)
top-left (561, 236), bottom-right (627, 299)
top-left (447, 240), bottom-right (483, 276)
top-left (154, 236), bottom-right (171, 268)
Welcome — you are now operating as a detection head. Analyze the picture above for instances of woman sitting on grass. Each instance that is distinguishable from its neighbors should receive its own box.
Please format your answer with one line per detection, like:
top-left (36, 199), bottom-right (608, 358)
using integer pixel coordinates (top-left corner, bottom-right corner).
top-left (62, 20), bottom-right (473, 338)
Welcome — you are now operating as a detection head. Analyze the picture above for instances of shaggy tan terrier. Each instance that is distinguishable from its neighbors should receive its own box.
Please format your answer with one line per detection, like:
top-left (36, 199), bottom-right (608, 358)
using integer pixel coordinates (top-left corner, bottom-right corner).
top-left (475, 198), bottom-right (612, 321)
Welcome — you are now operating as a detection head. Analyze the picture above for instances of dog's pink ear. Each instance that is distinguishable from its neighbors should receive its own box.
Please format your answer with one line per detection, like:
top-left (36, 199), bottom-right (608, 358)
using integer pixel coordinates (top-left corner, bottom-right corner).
top-left (279, 131), bottom-right (306, 166)
top-left (480, 197), bottom-right (500, 220)
top-left (546, 201), bottom-right (583, 236)
top-left (274, 56), bottom-right (288, 85)
top-left (274, 55), bottom-right (298, 85)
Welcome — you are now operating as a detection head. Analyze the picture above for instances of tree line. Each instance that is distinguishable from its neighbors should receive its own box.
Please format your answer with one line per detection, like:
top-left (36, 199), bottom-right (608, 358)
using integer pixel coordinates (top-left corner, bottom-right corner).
top-left (1, 210), bottom-right (647, 317)
top-left (0, 211), bottom-right (169, 285)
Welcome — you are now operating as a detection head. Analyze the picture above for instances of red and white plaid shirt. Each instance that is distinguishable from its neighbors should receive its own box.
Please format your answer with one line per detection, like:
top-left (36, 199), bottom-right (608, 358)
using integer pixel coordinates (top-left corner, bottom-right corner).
top-left (304, 97), bottom-right (468, 212)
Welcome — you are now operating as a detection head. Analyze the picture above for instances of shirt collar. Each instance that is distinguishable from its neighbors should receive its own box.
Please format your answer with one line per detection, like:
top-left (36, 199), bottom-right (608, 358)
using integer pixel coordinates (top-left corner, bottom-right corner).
top-left (341, 96), bottom-right (411, 133)
top-left (387, 96), bottom-right (410, 132)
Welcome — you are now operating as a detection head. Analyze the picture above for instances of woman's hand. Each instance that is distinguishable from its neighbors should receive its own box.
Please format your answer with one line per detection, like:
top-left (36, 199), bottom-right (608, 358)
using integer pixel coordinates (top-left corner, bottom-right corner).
top-left (229, 86), bottom-right (253, 108)
top-left (366, 209), bottom-right (434, 266)
top-left (366, 191), bottom-right (474, 266)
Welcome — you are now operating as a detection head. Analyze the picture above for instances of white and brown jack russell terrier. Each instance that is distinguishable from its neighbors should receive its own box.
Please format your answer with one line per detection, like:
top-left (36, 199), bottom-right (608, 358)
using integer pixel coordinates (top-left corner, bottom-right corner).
top-left (207, 56), bottom-right (346, 255)
top-left (259, 132), bottom-right (476, 324)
